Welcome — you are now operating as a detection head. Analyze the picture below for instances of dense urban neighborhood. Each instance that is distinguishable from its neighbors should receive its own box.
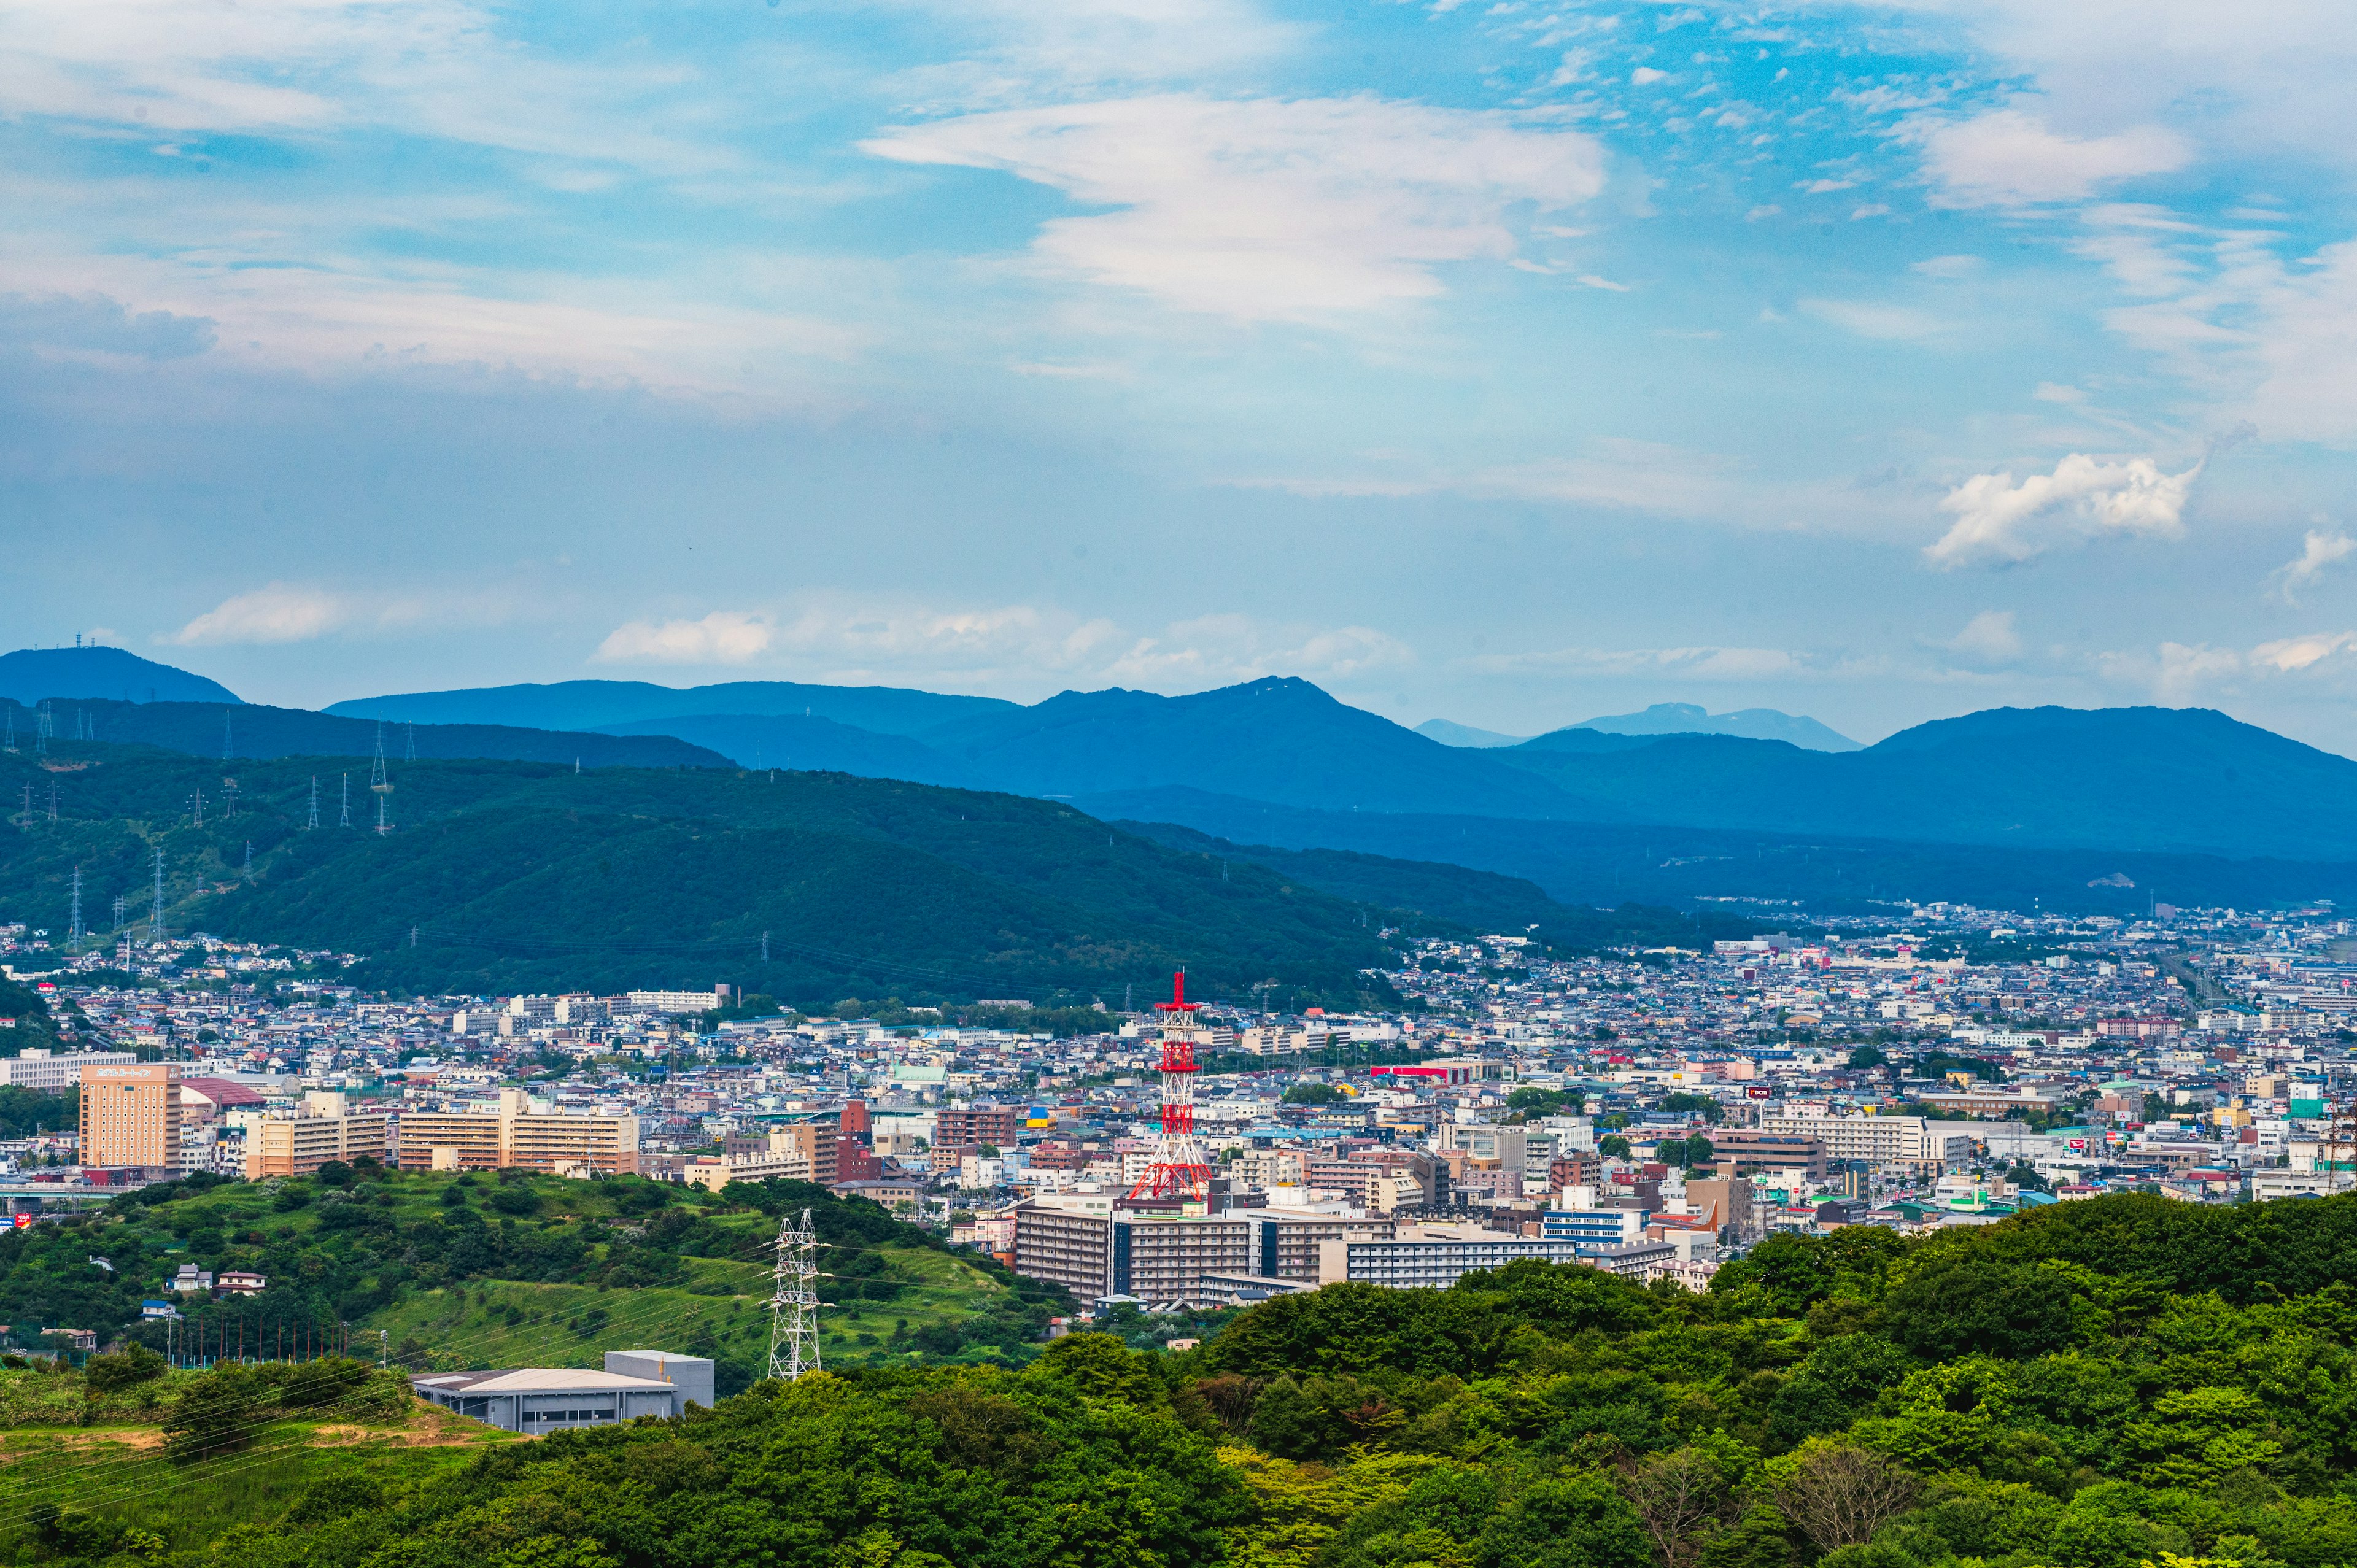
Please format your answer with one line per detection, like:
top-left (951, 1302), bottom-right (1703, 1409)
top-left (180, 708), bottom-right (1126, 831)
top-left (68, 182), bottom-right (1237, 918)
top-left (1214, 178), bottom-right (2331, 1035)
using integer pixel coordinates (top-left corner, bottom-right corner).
top-left (6, 893), bottom-right (2355, 1342)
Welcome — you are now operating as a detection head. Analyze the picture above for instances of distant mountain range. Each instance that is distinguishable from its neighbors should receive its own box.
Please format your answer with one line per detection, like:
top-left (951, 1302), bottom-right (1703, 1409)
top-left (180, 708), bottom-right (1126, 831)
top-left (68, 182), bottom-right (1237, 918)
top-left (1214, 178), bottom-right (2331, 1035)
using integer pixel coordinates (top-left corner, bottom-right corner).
top-left (60, 698), bottom-right (727, 771)
top-left (1417, 702), bottom-right (1860, 752)
top-left (14, 647), bottom-right (2357, 916)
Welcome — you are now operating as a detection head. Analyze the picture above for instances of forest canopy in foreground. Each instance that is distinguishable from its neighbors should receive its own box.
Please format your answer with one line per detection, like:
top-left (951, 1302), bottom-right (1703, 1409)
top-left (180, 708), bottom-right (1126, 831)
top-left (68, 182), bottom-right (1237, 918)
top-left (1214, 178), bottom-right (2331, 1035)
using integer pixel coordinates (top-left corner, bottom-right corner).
top-left (15, 1191), bottom-right (2357, 1568)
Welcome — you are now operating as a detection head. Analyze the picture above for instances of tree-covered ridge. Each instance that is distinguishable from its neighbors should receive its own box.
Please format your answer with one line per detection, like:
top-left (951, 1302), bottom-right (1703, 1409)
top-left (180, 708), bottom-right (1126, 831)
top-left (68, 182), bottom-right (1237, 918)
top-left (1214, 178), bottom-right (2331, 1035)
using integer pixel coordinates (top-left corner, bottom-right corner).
top-left (21, 1192), bottom-right (2357, 1568)
top-left (0, 744), bottom-right (1402, 1006)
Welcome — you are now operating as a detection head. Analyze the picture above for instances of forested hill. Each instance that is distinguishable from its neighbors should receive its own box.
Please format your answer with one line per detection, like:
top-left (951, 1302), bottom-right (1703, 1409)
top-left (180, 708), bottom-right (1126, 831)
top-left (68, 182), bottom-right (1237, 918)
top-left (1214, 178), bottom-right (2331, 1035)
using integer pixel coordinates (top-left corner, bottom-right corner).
top-left (0, 741), bottom-right (1405, 1006)
top-left (20, 1191), bottom-right (2357, 1568)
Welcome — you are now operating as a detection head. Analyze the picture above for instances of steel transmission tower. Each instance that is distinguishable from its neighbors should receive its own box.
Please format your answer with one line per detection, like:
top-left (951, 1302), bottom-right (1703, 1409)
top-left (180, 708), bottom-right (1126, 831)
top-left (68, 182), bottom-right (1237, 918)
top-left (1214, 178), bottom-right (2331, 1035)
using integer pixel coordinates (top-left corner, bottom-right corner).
top-left (765, 1210), bottom-right (823, 1381)
top-left (339, 774), bottom-right (351, 828)
top-left (149, 847), bottom-right (166, 939)
top-left (66, 865), bottom-right (83, 946)
top-left (306, 776), bottom-right (320, 830)
top-left (1126, 971), bottom-right (1217, 1203)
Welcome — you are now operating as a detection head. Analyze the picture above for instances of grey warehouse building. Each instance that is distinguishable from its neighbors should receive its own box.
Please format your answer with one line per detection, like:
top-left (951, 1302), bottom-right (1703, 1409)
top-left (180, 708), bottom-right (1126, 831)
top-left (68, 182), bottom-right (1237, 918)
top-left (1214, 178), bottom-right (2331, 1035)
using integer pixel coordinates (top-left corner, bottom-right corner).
top-left (412, 1351), bottom-right (714, 1433)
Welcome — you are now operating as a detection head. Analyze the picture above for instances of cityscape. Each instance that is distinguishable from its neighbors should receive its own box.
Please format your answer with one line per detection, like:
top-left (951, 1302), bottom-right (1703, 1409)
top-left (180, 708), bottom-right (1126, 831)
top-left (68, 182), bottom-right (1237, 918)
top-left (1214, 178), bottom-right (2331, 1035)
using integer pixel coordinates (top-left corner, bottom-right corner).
top-left (12, 0), bottom-right (2357, 1559)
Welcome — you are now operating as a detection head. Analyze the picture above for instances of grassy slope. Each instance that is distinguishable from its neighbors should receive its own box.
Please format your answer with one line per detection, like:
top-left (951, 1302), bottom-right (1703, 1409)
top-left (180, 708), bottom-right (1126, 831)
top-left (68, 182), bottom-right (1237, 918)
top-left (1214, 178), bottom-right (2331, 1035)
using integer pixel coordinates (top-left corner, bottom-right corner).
top-left (37, 1172), bottom-right (1034, 1377)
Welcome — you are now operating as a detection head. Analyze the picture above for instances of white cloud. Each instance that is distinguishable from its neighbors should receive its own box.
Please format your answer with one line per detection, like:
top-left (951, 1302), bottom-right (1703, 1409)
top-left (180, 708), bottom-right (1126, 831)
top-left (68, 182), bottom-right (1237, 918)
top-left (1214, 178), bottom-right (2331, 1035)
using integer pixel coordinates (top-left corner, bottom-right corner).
top-left (2252, 631), bottom-right (2357, 672)
top-left (1925, 452), bottom-right (2201, 568)
top-left (1911, 107), bottom-right (2189, 208)
top-left (1940, 609), bottom-right (2023, 663)
top-left (861, 94), bottom-right (1607, 320)
top-left (2098, 629), bottom-right (2357, 701)
top-left (1631, 67), bottom-right (1670, 84)
top-left (1798, 298), bottom-right (1949, 341)
top-left (1912, 254), bottom-right (1984, 279)
top-left (164, 580), bottom-right (520, 646)
top-left (593, 598), bottom-right (1413, 692)
top-left (595, 611), bottom-right (776, 666)
top-left (2274, 529), bottom-right (2356, 604)
top-left (168, 583), bottom-right (349, 646)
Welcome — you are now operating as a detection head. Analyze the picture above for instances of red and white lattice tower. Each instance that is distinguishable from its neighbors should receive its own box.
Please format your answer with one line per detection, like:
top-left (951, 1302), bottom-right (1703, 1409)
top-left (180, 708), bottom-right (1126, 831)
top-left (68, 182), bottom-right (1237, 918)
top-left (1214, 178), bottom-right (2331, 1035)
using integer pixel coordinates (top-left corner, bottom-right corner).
top-left (1128, 971), bottom-right (1217, 1202)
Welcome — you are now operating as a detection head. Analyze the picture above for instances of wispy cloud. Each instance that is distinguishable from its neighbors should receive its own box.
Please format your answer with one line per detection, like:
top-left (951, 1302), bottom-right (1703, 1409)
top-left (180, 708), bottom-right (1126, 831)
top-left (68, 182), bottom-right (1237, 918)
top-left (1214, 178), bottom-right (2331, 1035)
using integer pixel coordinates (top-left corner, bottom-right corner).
top-left (861, 95), bottom-right (1607, 320)
top-left (165, 581), bottom-right (521, 645)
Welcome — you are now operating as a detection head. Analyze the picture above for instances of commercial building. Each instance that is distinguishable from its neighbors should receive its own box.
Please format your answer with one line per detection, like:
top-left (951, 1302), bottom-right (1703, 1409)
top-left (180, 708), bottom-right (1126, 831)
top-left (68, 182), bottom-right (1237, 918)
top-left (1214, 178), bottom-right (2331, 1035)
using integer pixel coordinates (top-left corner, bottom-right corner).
top-left (397, 1087), bottom-right (638, 1175)
top-left (411, 1359), bottom-right (700, 1432)
top-left (1703, 1130), bottom-right (1827, 1180)
top-left (242, 1091), bottom-right (393, 1179)
top-left (1012, 1197), bottom-right (1252, 1304)
top-left (1540, 1208), bottom-right (1650, 1246)
top-left (603, 1349), bottom-right (715, 1409)
top-left (0, 1049), bottom-right (136, 1091)
top-left (79, 1061), bottom-right (179, 1172)
top-left (1316, 1224), bottom-right (1590, 1289)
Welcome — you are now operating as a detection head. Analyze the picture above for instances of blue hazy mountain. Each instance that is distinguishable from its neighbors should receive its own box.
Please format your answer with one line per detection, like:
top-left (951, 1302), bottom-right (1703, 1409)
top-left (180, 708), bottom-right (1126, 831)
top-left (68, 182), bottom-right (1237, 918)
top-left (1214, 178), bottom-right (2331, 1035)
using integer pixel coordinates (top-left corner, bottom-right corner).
top-left (328, 678), bottom-right (1015, 736)
top-left (64, 699), bottom-right (727, 770)
top-left (0, 646), bottom-right (239, 707)
top-left (1552, 701), bottom-right (1862, 752)
top-left (593, 713), bottom-right (974, 787)
top-left (1412, 718), bottom-right (1528, 748)
top-left (327, 670), bottom-right (2357, 863)
top-left (908, 678), bottom-right (1585, 817)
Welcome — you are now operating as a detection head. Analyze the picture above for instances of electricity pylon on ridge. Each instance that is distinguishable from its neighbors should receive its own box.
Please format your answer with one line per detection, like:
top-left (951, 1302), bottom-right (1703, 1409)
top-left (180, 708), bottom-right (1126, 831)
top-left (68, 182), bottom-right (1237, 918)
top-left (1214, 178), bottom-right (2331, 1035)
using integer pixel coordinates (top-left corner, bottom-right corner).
top-left (765, 1209), bottom-right (823, 1381)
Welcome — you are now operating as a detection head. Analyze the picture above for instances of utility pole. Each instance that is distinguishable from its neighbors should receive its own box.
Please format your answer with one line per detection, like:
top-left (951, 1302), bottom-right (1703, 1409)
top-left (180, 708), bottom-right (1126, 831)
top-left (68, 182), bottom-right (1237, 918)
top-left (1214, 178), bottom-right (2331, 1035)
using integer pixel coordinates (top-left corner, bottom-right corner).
top-left (765, 1209), bottom-right (822, 1381)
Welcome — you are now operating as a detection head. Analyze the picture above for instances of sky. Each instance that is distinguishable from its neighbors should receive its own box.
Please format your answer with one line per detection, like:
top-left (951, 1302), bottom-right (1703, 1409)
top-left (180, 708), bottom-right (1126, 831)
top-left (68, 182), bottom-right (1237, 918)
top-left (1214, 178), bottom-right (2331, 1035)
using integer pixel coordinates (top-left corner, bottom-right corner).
top-left (5, 0), bottom-right (2357, 748)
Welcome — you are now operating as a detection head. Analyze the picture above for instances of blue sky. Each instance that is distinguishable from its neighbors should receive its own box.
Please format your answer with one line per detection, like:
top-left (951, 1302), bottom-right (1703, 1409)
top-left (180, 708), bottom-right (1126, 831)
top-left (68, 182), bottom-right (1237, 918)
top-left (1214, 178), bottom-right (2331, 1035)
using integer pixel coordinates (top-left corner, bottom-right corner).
top-left (5, 0), bottom-right (2357, 747)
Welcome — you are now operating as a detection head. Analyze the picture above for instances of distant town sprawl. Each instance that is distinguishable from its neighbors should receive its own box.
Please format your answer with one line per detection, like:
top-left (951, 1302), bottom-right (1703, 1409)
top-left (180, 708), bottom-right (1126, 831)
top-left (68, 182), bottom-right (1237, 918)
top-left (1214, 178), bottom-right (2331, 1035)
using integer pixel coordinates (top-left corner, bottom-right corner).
top-left (2, 894), bottom-right (2354, 1328)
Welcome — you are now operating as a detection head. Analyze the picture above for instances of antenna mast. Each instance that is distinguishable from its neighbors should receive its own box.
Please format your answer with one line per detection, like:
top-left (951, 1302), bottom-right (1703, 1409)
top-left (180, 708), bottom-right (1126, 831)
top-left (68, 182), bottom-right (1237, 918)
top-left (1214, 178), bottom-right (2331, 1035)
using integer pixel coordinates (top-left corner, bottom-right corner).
top-left (1126, 971), bottom-right (1217, 1203)
top-left (765, 1209), bottom-right (822, 1381)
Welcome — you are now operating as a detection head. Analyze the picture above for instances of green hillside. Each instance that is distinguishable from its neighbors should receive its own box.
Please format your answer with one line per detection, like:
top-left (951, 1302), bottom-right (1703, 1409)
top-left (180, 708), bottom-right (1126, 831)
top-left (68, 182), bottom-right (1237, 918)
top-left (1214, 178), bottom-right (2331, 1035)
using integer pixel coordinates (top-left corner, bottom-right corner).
top-left (0, 743), bottom-right (1400, 1006)
top-left (2, 1167), bottom-right (1069, 1396)
top-left (19, 1192), bottom-right (2357, 1568)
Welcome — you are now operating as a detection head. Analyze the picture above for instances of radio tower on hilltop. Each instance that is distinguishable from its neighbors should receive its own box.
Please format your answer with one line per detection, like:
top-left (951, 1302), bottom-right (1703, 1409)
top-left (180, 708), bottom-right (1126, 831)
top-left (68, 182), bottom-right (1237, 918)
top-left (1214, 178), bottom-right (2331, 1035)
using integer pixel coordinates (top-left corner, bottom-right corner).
top-left (1126, 971), bottom-right (1217, 1203)
top-left (765, 1209), bottom-right (822, 1381)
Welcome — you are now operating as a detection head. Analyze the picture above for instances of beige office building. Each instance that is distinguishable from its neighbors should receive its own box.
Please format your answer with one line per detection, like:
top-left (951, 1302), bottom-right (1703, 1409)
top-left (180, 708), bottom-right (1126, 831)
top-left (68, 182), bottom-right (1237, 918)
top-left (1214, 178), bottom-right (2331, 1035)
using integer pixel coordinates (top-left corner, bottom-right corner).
top-left (398, 1087), bottom-right (638, 1175)
top-left (243, 1091), bottom-right (393, 1178)
top-left (80, 1061), bottom-right (180, 1172)
top-left (1760, 1114), bottom-right (1973, 1172)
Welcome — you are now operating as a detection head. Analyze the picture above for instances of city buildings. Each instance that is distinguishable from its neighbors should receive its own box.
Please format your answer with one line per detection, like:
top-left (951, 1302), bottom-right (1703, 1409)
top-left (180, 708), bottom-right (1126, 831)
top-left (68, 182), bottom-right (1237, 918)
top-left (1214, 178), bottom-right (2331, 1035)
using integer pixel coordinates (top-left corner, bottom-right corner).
top-left (242, 1090), bottom-right (392, 1178)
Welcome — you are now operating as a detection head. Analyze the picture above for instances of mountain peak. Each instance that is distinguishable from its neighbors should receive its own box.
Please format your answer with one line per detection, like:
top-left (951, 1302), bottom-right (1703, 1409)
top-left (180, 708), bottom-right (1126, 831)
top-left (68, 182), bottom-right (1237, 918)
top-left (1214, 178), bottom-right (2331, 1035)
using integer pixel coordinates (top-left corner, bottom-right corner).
top-left (0, 646), bottom-right (239, 708)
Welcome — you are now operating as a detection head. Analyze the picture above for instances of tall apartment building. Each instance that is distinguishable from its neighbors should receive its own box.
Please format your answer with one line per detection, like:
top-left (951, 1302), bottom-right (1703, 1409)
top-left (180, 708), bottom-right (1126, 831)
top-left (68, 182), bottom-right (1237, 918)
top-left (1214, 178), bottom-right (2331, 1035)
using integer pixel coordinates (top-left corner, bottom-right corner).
top-left (935, 1104), bottom-right (1021, 1149)
top-left (79, 1061), bottom-right (179, 1172)
top-left (243, 1091), bottom-right (393, 1179)
top-left (1244, 1208), bottom-right (1395, 1282)
top-left (1012, 1196), bottom-right (1251, 1304)
top-left (0, 1048), bottom-right (136, 1091)
top-left (397, 1087), bottom-right (638, 1175)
